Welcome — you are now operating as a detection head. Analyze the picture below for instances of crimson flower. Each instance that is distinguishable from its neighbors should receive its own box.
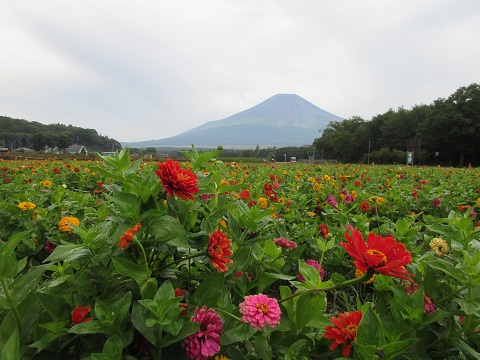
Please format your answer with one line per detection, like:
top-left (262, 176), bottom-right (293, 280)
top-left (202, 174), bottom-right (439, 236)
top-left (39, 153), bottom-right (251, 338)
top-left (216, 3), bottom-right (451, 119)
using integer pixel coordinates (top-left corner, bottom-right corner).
top-left (207, 229), bottom-right (233, 272)
top-left (155, 159), bottom-right (199, 201)
top-left (324, 310), bottom-right (362, 357)
top-left (318, 223), bottom-right (329, 238)
top-left (71, 306), bottom-right (92, 325)
top-left (360, 201), bottom-right (370, 211)
top-left (340, 230), bottom-right (414, 282)
top-left (183, 306), bottom-right (222, 360)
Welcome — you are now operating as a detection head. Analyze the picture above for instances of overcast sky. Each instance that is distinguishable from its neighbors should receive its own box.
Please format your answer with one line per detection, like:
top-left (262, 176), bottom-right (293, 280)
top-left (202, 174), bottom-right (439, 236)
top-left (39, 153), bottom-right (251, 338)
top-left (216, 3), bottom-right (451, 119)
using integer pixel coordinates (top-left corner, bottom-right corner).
top-left (1, 1), bottom-right (479, 142)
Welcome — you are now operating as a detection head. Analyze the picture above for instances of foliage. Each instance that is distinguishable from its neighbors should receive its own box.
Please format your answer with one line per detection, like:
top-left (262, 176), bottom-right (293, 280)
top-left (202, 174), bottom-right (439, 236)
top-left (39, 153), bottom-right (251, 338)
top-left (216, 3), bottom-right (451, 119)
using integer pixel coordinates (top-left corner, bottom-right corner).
top-left (0, 148), bottom-right (479, 359)
top-left (313, 83), bottom-right (480, 166)
top-left (0, 116), bottom-right (121, 153)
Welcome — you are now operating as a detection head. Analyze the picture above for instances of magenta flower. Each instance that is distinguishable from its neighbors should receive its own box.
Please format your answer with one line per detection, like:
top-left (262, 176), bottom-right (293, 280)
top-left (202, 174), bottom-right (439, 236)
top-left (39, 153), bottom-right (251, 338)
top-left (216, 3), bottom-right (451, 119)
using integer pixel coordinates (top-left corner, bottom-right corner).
top-left (327, 195), bottom-right (337, 208)
top-left (432, 198), bottom-right (441, 207)
top-left (274, 237), bottom-right (298, 249)
top-left (343, 194), bottom-right (354, 204)
top-left (297, 259), bottom-right (325, 282)
top-left (183, 306), bottom-right (222, 360)
top-left (239, 294), bottom-right (281, 330)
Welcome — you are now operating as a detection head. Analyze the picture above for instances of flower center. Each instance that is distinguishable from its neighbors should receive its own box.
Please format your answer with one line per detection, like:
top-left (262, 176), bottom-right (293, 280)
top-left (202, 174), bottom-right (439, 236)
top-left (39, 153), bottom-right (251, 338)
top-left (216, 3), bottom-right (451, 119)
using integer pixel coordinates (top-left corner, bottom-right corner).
top-left (343, 324), bottom-right (358, 341)
top-left (365, 249), bottom-right (387, 267)
top-left (256, 303), bottom-right (269, 314)
top-left (213, 245), bottom-right (223, 255)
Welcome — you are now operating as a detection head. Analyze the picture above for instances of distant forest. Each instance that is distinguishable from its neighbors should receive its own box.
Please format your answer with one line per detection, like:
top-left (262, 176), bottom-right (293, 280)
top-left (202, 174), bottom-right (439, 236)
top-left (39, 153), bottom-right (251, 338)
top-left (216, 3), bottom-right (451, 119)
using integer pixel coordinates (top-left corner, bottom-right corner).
top-left (313, 83), bottom-right (480, 166)
top-left (1, 83), bottom-right (479, 166)
top-left (0, 117), bottom-right (121, 153)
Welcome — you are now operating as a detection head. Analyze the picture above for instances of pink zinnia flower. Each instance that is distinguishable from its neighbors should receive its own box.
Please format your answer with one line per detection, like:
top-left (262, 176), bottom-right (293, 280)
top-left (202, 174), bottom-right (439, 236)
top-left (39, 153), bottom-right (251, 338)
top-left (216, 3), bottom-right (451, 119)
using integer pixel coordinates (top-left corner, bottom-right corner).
top-left (183, 306), bottom-right (223, 360)
top-left (239, 294), bottom-right (281, 330)
top-left (327, 195), bottom-right (337, 208)
top-left (274, 237), bottom-right (298, 249)
top-left (297, 259), bottom-right (325, 282)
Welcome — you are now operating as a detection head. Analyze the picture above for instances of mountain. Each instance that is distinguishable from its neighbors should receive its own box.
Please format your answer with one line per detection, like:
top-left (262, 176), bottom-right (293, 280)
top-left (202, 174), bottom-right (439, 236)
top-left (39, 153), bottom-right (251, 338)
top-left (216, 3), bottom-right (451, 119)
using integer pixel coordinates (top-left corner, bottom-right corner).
top-left (122, 94), bottom-right (343, 148)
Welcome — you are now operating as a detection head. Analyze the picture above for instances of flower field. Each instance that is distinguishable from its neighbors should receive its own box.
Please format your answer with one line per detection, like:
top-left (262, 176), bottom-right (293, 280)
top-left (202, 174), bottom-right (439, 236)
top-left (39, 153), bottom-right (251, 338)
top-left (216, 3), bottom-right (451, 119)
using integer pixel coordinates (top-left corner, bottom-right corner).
top-left (1, 147), bottom-right (480, 360)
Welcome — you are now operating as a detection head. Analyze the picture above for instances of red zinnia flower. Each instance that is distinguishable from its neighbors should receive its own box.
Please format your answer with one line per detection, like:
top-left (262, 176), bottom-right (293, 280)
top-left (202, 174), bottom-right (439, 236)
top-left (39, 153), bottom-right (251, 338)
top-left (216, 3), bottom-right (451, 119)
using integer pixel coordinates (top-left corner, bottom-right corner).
top-left (324, 310), bottom-right (362, 357)
top-left (239, 189), bottom-right (250, 200)
top-left (340, 230), bottom-right (414, 282)
top-left (71, 305), bottom-right (92, 325)
top-left (155, 159), bottom-right (199, 201)
top-left (318, 223), bottom-right (329, 238)
top-left (207, 229), bottom-right (233, 272)
top-left (360, 201), bottom-right (370, 211)
top-left (183, 306), bottom-right (223, 360)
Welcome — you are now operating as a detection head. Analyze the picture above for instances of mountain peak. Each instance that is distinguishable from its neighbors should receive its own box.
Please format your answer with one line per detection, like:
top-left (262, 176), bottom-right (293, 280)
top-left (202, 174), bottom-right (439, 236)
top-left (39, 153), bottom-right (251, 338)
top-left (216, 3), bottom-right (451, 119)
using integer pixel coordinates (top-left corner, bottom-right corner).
top-left (122, 94), bottom-right (343, 148)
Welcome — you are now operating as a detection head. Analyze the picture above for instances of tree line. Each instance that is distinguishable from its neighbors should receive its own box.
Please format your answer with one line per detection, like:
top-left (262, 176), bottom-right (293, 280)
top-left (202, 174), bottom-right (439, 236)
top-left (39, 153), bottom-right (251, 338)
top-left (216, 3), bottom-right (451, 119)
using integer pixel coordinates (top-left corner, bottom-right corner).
top-left (0, 117), bottom-right (121, 153)
top-left (312, 83), bottom-right (480, 166)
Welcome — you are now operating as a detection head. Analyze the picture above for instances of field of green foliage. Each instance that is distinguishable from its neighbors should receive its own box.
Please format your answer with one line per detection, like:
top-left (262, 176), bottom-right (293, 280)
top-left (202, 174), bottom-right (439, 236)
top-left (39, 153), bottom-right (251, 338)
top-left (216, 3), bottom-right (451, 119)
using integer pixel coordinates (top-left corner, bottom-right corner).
top-left (1, 148), bottom-right (479, 359)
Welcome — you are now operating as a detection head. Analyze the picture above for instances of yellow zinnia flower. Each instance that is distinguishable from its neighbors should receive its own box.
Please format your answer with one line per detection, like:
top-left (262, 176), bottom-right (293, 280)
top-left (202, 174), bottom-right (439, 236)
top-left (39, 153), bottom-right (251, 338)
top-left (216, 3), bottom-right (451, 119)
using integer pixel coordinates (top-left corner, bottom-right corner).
top-left (58, 216), bottom-right (80, 233)
top-left (18, 201), bottom-right (36, 211)
top-left (429, 238), bottom-right (450, 257)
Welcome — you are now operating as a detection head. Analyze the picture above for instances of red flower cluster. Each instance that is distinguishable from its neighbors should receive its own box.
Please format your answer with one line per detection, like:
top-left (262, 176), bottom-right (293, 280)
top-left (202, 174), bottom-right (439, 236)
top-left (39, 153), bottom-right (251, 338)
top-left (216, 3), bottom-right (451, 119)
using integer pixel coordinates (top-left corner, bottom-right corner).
top-left (318, 223), bottom-right (329, 238)
top-left (71, 305), bottom-right (92, 325)
top-left (156, 159), bottom-right (199, 201)
top-left (340, 230), bottom-right (414, 282)
top-left (117, 222), bottom-right (142, 249)
top-left (207, 229), bottom-right (233, 272)
top-left (324, 310), bottom-right (362, 357)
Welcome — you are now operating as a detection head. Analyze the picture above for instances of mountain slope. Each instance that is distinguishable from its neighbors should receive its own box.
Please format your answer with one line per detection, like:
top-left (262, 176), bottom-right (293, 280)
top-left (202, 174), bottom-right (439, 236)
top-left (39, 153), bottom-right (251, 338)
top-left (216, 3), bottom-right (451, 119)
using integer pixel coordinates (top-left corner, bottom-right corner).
top-left (123, 94), bottom-right (343, 147)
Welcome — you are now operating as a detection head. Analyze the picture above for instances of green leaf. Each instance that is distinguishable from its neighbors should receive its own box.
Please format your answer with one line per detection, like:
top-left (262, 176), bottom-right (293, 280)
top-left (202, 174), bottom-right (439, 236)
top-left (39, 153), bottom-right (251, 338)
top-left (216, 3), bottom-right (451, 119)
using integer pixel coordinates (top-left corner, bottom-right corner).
top-left (111, 257), bottom-right (149, 287)
top-left (192, 272), bottom-right (224, 307)
top-left (449, 337), bottom-right (480, 360)
top-left (256, 272), bottom-right (296, 293)
top-left (427, 260), bottom-right (469, 283)
top-left (255, 334), bottom-right (273, 360)
top-left (295, 291), bottom-right (327, 330)
top-left (69, 320), bottom-right (110, 334)
top-left (110, 192), bottom-right (141, 218)
top-left (1, 231), bottom-right (29, 256)
top-left (146, 215), bottom-right (189, 247)
top-left (43, 244), bottom-right (91, 263)
top-left (102, 335), bottom-right (124, 357)
top-left (131, 303), bottom-right (159, 347)
top-left (12, 264), bottom-right (49, 306)
top-left (221, 323), bottom-right (258, 346)
top-left (0, 325), bottom-right (20, 360)
top-left (0, 254), bottom-right (17, 280)
top-left (381, 338), bottom-right (418, 359)
top-left (357, 306), bottom-right (385, 347)
top-left (298, 261), bottom-right (322, 288)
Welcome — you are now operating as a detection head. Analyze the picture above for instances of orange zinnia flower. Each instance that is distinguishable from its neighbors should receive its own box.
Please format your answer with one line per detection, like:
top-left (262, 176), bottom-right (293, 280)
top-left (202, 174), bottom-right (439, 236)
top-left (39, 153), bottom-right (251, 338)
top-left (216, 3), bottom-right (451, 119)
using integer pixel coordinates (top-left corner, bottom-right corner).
top-left (118, 222), bottom-right (142, 249)
top-left (58, 216), bottom-right (80, 233)
top-left (340, 230), bottom-right (414, 282)
top-left (207, 229), bottom-right (233, 272)
top-left (324, 310), bottom-right (362, 357)
top-left (155, 159), bottom-right (199, 201)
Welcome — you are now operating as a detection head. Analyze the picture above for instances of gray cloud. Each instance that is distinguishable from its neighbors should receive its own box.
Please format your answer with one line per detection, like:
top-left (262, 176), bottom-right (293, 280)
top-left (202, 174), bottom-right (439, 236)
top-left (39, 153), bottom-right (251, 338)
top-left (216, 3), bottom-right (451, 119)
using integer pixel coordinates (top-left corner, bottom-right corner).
top-left (1, 0), bottom-right (479, 142)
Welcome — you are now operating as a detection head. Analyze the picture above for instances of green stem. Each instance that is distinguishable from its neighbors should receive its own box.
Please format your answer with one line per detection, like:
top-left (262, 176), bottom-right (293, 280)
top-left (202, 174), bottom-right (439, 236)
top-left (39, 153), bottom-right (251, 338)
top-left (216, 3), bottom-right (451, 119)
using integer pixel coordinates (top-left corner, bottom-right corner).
top-left (1, 279), bottom-right (22, 333)
top-left (215, 308), bottom-right (243, 322)
top-left (155, 251), bottom-right (206, 272)
top-left (278, 268), bottom-right (375, 304)
top-left (134, 237), bottom-right (150, 277)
